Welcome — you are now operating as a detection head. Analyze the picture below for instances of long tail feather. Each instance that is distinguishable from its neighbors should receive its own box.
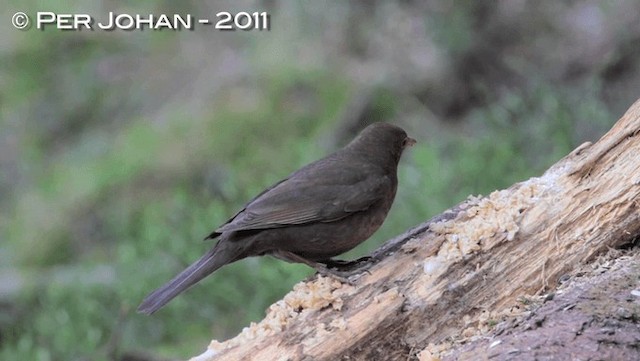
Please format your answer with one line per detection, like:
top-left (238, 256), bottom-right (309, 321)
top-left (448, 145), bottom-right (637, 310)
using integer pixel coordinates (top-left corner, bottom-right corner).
top-left (137, 243), bottom-right (238, 314)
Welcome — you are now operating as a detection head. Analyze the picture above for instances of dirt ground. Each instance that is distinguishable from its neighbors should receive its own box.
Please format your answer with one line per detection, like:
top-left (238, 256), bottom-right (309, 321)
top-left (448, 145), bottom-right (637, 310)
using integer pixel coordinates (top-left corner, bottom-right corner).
top-left (439, 245), bottom-right (640, 361)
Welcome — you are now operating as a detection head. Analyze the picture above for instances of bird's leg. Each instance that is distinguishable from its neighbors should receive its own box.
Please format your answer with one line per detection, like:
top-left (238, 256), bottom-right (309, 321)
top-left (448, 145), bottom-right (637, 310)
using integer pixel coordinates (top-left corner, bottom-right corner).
top-left (321, 258), bottom-right (373, 278)
top-left (321, 256), bottom-right (372, 270)
top-left (271, 251), bottom-right (354, 284)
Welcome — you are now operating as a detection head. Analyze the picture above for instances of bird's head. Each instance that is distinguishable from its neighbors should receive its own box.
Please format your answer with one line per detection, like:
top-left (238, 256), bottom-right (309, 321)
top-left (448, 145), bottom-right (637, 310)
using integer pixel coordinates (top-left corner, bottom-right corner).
top-left (347, 122), bottom-right (416, 166)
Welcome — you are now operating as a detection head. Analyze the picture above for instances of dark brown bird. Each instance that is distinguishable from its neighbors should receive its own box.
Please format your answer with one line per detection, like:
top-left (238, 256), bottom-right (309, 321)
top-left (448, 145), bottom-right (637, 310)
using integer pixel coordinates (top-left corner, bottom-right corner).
top-left (137, 122), bottom-right (415, 314)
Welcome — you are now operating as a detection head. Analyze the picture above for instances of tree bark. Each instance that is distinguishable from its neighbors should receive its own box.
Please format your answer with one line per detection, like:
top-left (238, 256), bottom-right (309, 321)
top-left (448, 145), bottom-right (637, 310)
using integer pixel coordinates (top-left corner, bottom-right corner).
top-left (190, 99), bottom-right (640, 361)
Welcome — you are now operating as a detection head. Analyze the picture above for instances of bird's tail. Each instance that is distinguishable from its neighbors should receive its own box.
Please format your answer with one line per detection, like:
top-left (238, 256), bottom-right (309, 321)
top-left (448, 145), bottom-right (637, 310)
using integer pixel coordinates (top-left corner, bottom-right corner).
top-left (137, 242), bottom-right (241, 315)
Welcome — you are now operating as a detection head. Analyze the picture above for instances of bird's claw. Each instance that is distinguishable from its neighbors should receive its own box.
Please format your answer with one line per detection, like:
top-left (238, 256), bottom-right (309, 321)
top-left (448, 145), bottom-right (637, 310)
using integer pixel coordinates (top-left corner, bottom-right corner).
top-left (313, 265), bottom-right (371, 285)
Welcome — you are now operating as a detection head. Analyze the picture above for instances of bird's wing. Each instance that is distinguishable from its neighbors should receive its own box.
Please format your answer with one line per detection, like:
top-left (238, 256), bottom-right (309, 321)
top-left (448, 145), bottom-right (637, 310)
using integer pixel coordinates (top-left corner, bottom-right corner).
top-left (214, 173), bottom-right (392, 233)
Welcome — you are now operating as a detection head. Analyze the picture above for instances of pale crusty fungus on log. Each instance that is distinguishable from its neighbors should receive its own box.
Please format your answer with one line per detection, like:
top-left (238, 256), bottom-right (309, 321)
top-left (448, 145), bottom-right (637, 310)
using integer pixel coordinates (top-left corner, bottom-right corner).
top-left (190, 98), bottom-right (640, 361)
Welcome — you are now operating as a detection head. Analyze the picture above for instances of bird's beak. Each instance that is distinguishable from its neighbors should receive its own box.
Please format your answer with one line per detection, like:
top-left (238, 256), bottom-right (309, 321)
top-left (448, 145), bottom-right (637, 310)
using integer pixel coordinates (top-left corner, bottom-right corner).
top-left (405, 137), bottom-right (417, 147)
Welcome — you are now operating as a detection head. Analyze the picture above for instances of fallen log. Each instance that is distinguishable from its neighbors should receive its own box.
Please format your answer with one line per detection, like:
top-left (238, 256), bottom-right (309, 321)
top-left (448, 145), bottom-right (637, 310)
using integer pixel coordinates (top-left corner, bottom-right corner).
top-left (190, 98), bottom-right (640, 361)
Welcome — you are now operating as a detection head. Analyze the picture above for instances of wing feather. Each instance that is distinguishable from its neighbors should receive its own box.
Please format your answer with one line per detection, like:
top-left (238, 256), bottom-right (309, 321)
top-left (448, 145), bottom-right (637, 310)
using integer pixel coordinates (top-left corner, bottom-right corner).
top-left (215, 175), bottom-right (391, 233)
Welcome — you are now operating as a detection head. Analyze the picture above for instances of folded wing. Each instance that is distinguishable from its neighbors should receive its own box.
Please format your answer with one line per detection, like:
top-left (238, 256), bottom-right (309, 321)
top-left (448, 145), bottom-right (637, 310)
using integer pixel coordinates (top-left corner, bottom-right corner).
top-left (215, 174), bottom-right (391, 233)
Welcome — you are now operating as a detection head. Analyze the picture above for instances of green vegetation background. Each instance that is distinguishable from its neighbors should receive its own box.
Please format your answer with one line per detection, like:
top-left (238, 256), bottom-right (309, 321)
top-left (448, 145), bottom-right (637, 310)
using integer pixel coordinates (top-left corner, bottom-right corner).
top-left (1, 2), bottom-right (636, 360)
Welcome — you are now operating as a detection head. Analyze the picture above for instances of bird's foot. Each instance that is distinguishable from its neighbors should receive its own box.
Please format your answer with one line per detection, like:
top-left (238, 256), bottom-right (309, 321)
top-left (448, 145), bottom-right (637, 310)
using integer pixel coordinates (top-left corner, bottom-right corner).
top-left (313, 265), bottom-right (355, 285)
top-left (313, 258), bottom-right (376, 285)
top-left (321, 256), bottom-right (372, 271)
top-left (271, 251), bottom-right (365, 285)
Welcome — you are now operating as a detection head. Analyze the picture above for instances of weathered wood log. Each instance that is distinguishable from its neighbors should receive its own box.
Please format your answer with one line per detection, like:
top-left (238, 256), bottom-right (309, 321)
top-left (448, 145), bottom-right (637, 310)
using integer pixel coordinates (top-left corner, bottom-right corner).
top-left (190, 98), bottom-right (640, 361)
top-left (442, 246), bottom-right (640, 360)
